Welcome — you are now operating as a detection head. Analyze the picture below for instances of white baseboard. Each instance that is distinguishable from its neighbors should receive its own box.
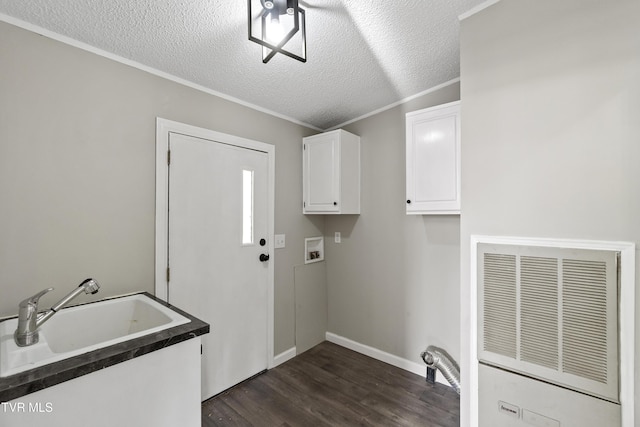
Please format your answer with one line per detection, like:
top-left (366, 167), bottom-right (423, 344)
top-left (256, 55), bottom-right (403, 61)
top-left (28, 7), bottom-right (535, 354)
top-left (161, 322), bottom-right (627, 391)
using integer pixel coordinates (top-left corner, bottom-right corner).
top-left (273, 346), bottom-right (296, 367)
top-left (325, 332), bottom-right (451, 388)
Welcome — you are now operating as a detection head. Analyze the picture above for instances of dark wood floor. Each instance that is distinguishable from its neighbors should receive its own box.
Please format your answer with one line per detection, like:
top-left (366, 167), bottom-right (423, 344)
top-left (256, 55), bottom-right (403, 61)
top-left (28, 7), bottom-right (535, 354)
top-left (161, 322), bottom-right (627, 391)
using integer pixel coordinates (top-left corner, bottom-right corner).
top-left (202, 341), bottom-right (460, 426)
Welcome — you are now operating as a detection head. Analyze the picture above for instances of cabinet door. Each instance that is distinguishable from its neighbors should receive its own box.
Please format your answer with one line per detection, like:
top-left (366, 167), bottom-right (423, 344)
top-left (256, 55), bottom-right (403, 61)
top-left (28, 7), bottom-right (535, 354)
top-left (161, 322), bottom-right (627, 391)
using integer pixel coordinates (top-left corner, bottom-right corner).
top-left (406, 102), bottom-right (460, 214)
top-left (303, 134), bottom-right (339, 213)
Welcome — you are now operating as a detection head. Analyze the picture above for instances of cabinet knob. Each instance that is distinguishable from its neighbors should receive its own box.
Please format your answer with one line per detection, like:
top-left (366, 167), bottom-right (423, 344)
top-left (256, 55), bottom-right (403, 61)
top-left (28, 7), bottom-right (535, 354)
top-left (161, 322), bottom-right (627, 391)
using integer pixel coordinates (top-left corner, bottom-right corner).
top-left (333, 202), bottom-right (338, 206)
top-left (406, 199), bottom-right (411, 204)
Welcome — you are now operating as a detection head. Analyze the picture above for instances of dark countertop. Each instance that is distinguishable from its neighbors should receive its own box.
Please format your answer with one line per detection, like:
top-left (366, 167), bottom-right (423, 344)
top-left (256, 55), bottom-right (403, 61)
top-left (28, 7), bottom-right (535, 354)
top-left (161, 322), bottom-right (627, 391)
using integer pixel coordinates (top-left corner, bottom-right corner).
top-left (0, 292), bottom-right (209, 402)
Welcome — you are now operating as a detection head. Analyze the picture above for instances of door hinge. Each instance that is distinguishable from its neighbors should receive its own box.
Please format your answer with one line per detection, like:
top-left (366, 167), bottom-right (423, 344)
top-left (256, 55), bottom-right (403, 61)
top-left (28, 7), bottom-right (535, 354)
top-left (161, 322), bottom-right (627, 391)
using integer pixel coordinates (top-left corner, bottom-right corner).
top-left (167, 150), bottom-right (171, 165)
top-left (303, 144), bottom-right (306, 150)
top-left (166, 267), bottom-right (170, 282)
top-left (303, 201), bottom-right (306, 208)
top-left (201, 344), bottom-right (203, 355)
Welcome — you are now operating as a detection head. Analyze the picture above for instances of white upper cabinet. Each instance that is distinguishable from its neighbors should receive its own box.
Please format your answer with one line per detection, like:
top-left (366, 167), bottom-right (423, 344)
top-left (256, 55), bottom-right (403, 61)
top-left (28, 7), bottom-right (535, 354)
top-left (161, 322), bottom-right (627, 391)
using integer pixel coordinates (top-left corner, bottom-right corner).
top-left (303, 129), bottom-right (360, 214)
top-left (406, 101), bottom-right (461, 215)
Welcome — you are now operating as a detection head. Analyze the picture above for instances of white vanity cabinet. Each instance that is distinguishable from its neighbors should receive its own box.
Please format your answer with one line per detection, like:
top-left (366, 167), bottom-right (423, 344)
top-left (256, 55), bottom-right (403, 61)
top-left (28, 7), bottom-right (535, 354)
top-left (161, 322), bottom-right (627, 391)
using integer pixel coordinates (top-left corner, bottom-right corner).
top-left (406, 101), bottom-right (461, 215)
top-left (0, 338), bottom-right (201, 427)
top-left (303, 129), bottom-right (360, 214)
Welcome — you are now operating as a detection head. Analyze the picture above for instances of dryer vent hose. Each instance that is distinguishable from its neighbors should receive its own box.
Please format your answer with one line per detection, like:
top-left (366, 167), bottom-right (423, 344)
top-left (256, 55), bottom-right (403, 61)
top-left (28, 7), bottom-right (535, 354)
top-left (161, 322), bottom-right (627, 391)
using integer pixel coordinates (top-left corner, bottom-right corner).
top-left (420, 345), bottom-right (460, 394)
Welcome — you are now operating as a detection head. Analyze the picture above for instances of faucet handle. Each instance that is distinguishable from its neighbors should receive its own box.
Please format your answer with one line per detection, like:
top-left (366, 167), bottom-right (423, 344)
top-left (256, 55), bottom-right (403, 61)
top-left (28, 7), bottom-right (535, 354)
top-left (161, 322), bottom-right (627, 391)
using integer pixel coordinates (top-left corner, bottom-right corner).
top-left (19, 287), bottom-right (55, 308)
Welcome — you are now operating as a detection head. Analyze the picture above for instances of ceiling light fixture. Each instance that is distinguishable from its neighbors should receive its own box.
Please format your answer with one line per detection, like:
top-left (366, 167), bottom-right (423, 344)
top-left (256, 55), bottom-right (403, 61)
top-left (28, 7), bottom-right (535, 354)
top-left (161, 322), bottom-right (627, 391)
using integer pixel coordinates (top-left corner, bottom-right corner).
top-left (248, 0), bottom-right (307, 63)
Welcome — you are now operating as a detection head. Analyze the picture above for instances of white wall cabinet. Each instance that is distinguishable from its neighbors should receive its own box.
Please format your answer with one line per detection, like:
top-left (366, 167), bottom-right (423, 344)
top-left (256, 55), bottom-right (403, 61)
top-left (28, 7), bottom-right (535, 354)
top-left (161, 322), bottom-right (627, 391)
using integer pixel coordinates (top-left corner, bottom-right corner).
top-left (303, 129), bottom-right (360, 214)
top-left (406, 101), bottom-right (461, 215)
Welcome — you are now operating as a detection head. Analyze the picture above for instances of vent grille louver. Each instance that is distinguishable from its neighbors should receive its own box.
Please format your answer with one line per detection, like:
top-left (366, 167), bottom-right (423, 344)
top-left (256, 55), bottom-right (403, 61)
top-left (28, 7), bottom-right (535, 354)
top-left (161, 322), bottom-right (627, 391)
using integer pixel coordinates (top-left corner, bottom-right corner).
top-left (562, 259), bottom-right (608, 383)
top-left (478, 244), bottom-right (619, 403)
top-left (520, 256), bottom-right (558, 370)
top-left (482, 253), bottom-right (517, 358)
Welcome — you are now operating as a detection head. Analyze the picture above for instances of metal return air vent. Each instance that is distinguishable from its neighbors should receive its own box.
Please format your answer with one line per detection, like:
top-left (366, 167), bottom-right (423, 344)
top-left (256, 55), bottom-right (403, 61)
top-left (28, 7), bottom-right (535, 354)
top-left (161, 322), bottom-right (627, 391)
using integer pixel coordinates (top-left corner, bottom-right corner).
top-left (478, 244), bottom-right (619, 403)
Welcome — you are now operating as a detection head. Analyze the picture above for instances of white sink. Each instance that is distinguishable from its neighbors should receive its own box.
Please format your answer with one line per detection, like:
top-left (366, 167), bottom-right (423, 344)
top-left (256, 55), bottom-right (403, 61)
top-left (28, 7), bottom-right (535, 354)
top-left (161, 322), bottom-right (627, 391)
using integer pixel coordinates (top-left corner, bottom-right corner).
top-left (0, 294), bottom-right (190, 377)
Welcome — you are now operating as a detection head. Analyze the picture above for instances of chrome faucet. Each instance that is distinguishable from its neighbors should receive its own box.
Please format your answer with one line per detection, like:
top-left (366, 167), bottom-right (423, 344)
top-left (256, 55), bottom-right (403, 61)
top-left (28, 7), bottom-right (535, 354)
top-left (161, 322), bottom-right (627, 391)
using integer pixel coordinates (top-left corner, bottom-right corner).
top-left (14, 278), bottom-right (100, 347)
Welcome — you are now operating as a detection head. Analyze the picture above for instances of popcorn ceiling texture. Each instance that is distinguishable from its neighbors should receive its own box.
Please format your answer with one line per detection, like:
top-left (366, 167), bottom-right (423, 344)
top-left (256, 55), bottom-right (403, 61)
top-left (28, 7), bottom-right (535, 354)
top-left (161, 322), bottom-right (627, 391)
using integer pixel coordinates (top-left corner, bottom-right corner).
top-left (0, 0), bottom-right (485, 130)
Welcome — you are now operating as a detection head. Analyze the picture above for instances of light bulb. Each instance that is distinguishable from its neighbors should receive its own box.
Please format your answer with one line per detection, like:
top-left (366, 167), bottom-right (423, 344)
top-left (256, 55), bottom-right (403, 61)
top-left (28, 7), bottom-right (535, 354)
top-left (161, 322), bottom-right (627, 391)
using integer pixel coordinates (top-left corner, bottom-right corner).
top-left (266, 14), bottom-right (284, 44)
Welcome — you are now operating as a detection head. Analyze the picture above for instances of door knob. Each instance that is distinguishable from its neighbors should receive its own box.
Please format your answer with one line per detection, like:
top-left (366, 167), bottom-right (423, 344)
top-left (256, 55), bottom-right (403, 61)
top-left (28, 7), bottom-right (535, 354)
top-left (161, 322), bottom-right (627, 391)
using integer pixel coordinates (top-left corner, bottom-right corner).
top-left (259, 253), bottom-right (270, 262)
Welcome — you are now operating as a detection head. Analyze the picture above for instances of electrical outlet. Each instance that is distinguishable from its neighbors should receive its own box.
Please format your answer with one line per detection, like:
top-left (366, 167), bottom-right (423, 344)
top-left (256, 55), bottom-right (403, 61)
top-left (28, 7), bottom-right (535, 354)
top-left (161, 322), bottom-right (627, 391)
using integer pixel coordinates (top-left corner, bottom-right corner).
top-left (335, 232), bottom-right (341, 243)
top-left (274, 234), bottom-right (286, 249)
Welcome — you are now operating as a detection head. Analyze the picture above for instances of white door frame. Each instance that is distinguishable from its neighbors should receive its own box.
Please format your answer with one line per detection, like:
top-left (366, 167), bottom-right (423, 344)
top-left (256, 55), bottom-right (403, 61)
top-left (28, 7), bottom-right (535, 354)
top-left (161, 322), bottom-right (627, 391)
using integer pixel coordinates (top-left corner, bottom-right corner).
top-left (155, 117), bottom-right (276, 369)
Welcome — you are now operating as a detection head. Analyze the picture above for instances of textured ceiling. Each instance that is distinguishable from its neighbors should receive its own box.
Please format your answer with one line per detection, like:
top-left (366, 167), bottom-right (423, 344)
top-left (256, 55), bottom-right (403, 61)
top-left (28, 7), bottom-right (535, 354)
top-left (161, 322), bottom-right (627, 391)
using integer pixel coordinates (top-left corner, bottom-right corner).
top-left (0, 0), bottom-right (486, 130)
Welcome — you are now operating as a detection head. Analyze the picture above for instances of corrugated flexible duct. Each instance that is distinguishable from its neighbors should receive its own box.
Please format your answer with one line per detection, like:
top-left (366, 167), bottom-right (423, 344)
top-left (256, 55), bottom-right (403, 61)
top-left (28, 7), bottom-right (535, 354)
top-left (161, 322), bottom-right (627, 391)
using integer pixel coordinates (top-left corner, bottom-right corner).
top-left (420, 345), bottom-right (460, 394)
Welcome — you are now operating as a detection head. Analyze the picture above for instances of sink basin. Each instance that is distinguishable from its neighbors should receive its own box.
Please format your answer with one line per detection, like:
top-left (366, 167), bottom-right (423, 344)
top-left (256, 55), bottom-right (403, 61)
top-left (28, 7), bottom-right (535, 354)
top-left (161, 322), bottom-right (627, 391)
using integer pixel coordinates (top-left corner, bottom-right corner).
top-left (0, 294), bottom-right (190, 377)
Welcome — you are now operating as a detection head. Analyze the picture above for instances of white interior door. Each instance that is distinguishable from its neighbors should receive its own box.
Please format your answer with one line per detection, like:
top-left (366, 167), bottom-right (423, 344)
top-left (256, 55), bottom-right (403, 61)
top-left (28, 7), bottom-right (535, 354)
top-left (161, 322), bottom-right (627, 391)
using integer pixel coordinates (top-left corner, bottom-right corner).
top-left (167, 132), bottom-right (270, 400)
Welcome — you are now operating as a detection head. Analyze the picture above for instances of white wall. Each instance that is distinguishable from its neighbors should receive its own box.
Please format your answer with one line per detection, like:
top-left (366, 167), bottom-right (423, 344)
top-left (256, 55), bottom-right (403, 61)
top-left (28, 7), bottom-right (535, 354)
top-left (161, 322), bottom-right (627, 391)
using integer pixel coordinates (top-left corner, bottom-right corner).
top-left (460, 1), bottom-right (640, 425)
top-left (0, 20), bottom-right (321, 355)
top-left (325, 82), bottom-right (462, 366)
